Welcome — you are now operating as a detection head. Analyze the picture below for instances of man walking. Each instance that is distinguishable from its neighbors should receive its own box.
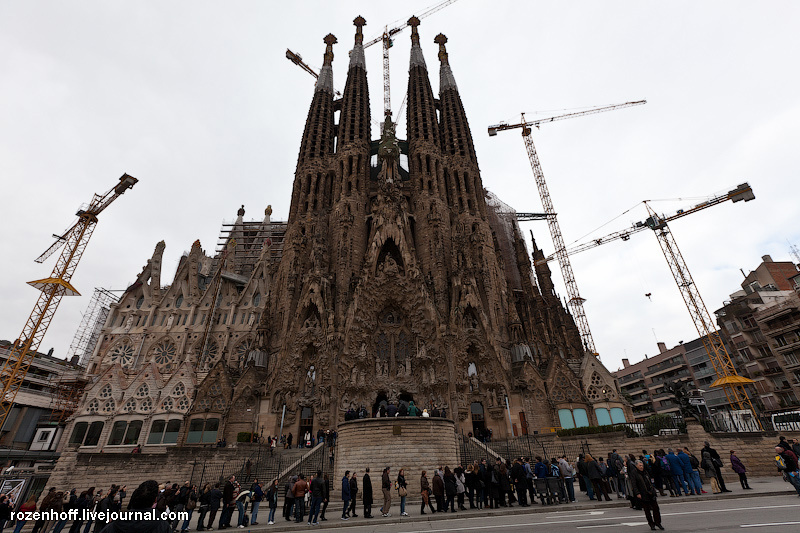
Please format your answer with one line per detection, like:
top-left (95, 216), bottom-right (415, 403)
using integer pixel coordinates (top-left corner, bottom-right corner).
top-left (362, 468), bottom-right (373, 518)
top-left (380, 467), bottom-right (392, 517)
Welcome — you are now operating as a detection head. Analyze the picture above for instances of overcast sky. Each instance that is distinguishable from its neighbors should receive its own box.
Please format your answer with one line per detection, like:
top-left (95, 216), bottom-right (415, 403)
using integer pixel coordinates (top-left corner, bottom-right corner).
top-left (1, 1), bottom-right (798, 374)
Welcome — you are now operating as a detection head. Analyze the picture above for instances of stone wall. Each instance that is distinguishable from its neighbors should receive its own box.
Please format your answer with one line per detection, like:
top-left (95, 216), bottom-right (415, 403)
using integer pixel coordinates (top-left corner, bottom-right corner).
top-left (47, 444), bottom-right (258, 491)
top-left (564, 423), bottom-right (800, 478)
top-left (334, 417), bottom-right (459, 498)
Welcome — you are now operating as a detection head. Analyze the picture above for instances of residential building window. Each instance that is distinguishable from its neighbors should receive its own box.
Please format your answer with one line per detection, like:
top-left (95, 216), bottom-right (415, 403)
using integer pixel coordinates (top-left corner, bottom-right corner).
top-left (786, 353), bottom-right (799, 366)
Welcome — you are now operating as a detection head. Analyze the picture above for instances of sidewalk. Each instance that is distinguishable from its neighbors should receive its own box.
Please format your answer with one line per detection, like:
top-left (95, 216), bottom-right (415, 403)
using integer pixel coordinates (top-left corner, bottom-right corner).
top-left (232, 475), bottom-right (798, 531)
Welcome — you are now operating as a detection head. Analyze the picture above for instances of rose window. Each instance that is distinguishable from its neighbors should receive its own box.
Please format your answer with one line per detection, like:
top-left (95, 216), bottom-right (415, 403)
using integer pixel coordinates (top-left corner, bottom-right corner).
top-left (235, 339), bottom-right (254, 366)
top-left (153, 341), bottom-right (177, 370)
top-left (586, 386), bottom-right (601, 401)
top-left (109, 343), bottom-right (134, 368)
top-left (177, 396), bottom-right (190, 411)
top-left (98, 385), bottom-right (113, 399)
top-left (200, 341), bottom-right (220, 366)
top-left (102, 400), bottom-right (115, 413)
top-left (123, 399), bottom-right (136, 412)
top-left (136, 384), bottom-right (149, 398)
top-left (172, 382), bottom-right (186, 397)
top-left (198, 398), bottom-right (211, 411)
top-left (551, 388), bottom-right (565, 402)
top-left (209, 383), bottom-right (222, 397)
top-left (140, 398), bottom-right (153, 412)
top-left (591, 372), bottom-right (604, 386)
top-left (213, 398), bottom-right (226, 411)
top-left (162, 397), bottom-right (174, 411)
top-left (87, 399), bottom-right (99, 413)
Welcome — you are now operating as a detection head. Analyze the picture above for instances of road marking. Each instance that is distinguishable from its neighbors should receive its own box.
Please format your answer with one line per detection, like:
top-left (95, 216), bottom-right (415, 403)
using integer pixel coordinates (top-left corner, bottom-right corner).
top-left (577, 522), bottom-right (647, 529)
top-left (393, 503), bottom-right (800, 533)
top-left (741, 522), bottom-right (800, 528)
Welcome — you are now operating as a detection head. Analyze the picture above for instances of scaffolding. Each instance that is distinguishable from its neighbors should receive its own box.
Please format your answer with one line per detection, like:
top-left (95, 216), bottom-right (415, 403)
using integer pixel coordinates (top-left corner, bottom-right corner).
top-left (215, 219), bottom-right (288, 276)
top-left (66, 287), bottom-right (119, 368)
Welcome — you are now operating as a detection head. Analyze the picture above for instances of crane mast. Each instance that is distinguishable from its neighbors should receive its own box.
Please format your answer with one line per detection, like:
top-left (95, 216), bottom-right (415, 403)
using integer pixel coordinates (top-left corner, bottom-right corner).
top-left (644, 202), bottom-right (759, 425)
top-left (0, 173), bottom-right (137, 430)
top-left (490, 100), bottom-right (646, 356)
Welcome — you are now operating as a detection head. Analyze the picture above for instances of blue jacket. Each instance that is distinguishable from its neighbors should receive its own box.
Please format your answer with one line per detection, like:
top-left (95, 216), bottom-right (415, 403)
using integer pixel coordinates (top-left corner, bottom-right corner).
top-left (677, 451), bottom-right (693, 472)
top-left (342, 476), bottom-right (351, 500)
top-left (534, 461), bottom-right (548, 478)
top-left (666, 452), bottom-right (684, 475)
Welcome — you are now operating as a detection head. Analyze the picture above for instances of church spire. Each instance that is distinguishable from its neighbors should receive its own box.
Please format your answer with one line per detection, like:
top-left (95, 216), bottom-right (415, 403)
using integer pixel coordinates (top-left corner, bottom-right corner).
top-left (436, 33), bottom-right (484, 215)
top-left (349, 16), bottom-right (367, 70)
top-left (291, 33), bottom-right (337, 222)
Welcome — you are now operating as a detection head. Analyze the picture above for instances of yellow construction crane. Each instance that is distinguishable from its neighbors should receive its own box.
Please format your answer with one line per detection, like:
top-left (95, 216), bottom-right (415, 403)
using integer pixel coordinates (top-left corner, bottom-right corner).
top-left (0, 174), bottom-right (138, 430)
top-left (556, 184), bottom-right (758, 421)
top-left (488, 100), bottom-right (647, 355)
top-left (286, 0), bottom-right (460, 123)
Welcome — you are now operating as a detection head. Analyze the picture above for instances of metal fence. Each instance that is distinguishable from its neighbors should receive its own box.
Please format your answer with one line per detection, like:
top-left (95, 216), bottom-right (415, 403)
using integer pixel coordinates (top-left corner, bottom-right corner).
top-left (460, 432), bottom-right (591, 465)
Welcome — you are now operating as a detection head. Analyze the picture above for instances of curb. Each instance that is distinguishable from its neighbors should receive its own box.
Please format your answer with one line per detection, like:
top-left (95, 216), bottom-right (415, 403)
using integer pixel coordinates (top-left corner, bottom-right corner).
top-left (238, 488), bottom-right (795, 531)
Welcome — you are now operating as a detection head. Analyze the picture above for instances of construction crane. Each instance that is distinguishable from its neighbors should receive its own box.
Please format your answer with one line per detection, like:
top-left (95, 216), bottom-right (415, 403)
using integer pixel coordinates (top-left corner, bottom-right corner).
top-left (286, 0), bottom-right (460, 123)
top-left (548, 183), bottom-right (759, 423)
top-left (0, 174), bottom-right (138, 430)
top-left (489, 100), bottom-right (646, 355)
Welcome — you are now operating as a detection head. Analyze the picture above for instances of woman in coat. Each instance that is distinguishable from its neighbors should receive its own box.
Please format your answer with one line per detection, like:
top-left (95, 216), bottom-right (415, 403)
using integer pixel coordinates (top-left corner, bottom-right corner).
top-left (585, 454), bottom-right (611, 502)
top-left (432, 470), bottom-right (445, 512)
top-left (265, 479), bottom-right (279, 524)
top-left (454, 466), bottom-right (467, 511)
top-left (419, 471), bottom-right (435, 515)
top-left (195, 484), bottom-right (211, 531)
top-left (730, 451), bottom-right (751, 490)
top-left (630, 460), bottom-right (664, 530)
top-left (498, 463), bottom-right (511, 507)
top-left (396, 468), bottom-right (408, 516)
top-left (443, 467), bottom-right (457, 512)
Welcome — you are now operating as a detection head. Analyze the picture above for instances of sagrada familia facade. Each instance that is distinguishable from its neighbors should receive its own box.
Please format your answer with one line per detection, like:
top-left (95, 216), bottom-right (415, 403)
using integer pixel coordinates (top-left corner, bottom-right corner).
top-left (62, 17), bottom-right (628, 453)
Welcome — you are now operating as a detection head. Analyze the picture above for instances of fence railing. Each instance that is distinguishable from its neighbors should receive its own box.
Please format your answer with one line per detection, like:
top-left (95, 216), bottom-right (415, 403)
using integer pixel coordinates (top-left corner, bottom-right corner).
top-left (461, 432), bottom-right (591, 464)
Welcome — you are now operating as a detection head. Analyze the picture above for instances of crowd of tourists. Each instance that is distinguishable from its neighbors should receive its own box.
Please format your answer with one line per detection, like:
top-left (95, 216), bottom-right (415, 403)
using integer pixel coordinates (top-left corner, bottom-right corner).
top-left (5, 436), bottom-right (800, 532)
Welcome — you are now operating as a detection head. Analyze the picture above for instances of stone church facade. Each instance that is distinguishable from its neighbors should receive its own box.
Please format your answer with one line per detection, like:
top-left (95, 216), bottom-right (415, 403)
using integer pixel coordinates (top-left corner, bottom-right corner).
top-left (60, 17), bottom-right (628, 455)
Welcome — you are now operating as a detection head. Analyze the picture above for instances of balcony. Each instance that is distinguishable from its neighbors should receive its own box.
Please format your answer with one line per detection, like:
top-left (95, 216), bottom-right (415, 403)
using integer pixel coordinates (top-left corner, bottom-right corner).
top-left (764, 367), bottom-right (784, 376)
top-left (648, 369), bottom-right (692, 386)
top-left (619, 373), bottom-right (644, 385)
top-left (623, 385), bottom-right (647, 396)
top-left (645, 358), bottom-right (685, 378)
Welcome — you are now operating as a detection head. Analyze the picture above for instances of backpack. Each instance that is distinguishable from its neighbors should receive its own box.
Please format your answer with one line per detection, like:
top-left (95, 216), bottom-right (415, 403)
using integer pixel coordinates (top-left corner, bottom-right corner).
top-left (660, 456), bottom-right (671, 472)
top-left (689, 455), bottom-right (700, 470)
top-left (551, 464), bottom-right (561, 478)
top-left (776, 454), bottom-right (787, 471)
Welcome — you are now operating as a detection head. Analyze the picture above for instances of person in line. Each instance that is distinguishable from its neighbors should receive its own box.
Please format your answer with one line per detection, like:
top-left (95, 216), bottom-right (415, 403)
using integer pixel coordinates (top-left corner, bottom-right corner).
top-left (249, 480), bottom-right (263, 525)
top-left (348, 471), bottom-right (359, 518)
top-left (98, 481), bottom-right (170, 533)
top-left (684, 447), bottom-right (706, 494)
top-left (14, 494), bottom-right (38, 533)
top-left (195, 484), bottom-right (211, 531)
top-left (380, 467), bottom-right (392, 517)
top-left (443, 467), bottom-right (457, 512)
top-left (341, 471), bottom-right (351, 521)
top-left (308, 470), bottom-right (325, 526)
top-left (775, 444), bottom-right (800, 496)
top-left (265, 479), bottom-right (279, 525)
top-left (730, 451), bottom-right (752, 490)
top-left (282, 476), bottom-right (296, 522)
top-left (319, 473), bottom-right (330, 521)
top-left (585, 454), bottom-right (611, 502)
top-left (292, 474), bottom-right (308, 523)
top-left (420, 471), bottom-right (435, 515)
top-left (702, 441), bottom-right (731, 492)
top-left (432, 469), bottom-right (445, 512)
top-left (397, 468), bottom-right (408, 516)
top-left (206, 483), bottom-right (222, 530)
top-left (362, 468), bottom-right (373, 518)
top-left (630, 460), bottom-right (664, 531)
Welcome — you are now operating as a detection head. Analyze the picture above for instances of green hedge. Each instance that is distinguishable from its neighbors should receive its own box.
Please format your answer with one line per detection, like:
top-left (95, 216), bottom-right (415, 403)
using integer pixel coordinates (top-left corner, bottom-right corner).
top-left (556, 424), bottom-right (628, 437)
top-left (237, 432), bottom-right (253, 443)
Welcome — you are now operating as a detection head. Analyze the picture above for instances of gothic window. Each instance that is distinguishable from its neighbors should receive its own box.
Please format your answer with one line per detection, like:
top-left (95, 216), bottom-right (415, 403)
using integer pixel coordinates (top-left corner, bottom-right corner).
top-left (567, 388), bottom-right (581, 401)
top-left (123, 399), bottom-right (136, 412)
top-left (153, 340), bottom-right (177, 371)
top-left (212, 398), bottom-right (226, 411)
top-left (162, 397), bottom-right (174, 411)
top-left (200, 340), bottom-right (220, 367)
top-left (98, 385), bottom-right (113, 399)
top-left (209, 383), bottom-right (222, 397)
top-left (136, 296), bottom-right (144, 309)
top-left (102, 400), bottom-right (115, 413)
top-left (177, 396), bottom-right (190, 411)
top-left (396, 332), bottom-right (411, 362)
top-left (235, 339), bottom-right (253, 367)
top-left (87, 399), bottom-right (99, 413)
top-left (586, 386), bottom-right (601, 401)
top-left (135, 384), bottom-right (149, 398)
top-left (108, 344), bottom-right (134, 368)
top-left (376, 333), bottom-right (391, 362)
top-left (198, 398), bottom-right (211, 411)
top-left (551, 388), bottom-right (565, 402)
top-left (591, 372), bottom-right (604, 387)
top-left (556, 374), bottom-right (570, 389)
top-left (140, 398), bottom-right (153, 412)
top-left (172, 383), bottom-right (186, 397)
top-left (176, 294), bottom-right (183, 308)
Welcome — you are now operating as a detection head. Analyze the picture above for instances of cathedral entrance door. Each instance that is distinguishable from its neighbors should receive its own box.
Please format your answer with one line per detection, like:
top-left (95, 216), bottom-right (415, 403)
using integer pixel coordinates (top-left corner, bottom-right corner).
top-left (471, 402), bottom-right (486, 435)
top-left (299, 406), bottom-right (313, 447)
top-left (373, 392), bottom-right (388, 417)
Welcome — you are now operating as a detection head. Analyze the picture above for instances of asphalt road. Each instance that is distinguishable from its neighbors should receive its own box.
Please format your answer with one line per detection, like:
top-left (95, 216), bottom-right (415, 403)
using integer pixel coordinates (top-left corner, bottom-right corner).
top-left (286, 494), bottom-right (800, 533)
